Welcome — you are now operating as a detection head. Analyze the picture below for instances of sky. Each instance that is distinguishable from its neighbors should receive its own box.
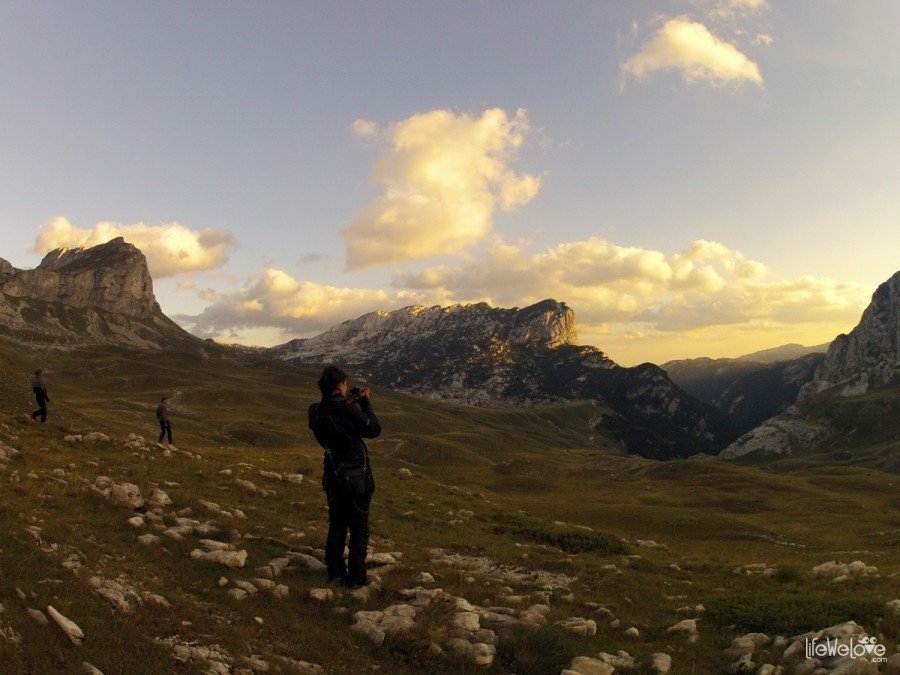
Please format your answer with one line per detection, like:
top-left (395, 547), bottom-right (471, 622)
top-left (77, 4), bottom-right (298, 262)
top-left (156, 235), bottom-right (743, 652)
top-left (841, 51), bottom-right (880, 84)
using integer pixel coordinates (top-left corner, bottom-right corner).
top-left (1, 1), bottom-right (897, 365)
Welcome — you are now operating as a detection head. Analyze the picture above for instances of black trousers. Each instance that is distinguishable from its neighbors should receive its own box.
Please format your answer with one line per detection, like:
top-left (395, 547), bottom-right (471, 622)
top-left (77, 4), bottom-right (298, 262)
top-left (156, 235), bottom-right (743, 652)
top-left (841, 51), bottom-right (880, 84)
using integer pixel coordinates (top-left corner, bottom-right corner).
top-left (323, 471), bottom-right (375, 585)
top-left (31, 388), bottom-right (47, 423)
top-left (158, 420), bottom-right (173, 444)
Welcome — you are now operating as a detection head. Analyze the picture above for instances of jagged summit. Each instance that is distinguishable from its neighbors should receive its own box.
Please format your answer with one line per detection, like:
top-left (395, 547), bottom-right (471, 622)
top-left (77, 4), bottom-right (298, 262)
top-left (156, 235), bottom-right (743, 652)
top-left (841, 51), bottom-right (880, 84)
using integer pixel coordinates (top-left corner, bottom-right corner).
top-left (0, 237), bottom-right (194, 349)
top-left (809, 270), bottom-right (900, 395)
top-left (274, 299), bottom-right (577, 363)
top-left (267, 298), bottom-right (735, 459)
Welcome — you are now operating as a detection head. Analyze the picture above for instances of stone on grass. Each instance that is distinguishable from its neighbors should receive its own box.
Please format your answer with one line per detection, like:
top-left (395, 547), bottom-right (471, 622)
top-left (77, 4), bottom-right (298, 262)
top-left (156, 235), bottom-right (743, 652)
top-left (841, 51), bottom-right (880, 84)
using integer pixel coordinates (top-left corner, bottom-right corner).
top-left (146, 488), bottom-right (172, 509)
top-left (273, 584), bottom-right (289, 599)
top-left (126, 516), bottom-right (144, 529)
top-left (28, 608), bottom-right (49, 625)
top-left (84, 432), bottom-right (110, 443)
top-left (650, 652), bottom-right (673, 674)
top-left (47, 605), bottom-right (84, 646)
top-left (109, 483), bottom-right (144, 509)
top-left (397, 468), bottom-right (413, 479)
top-left (557, 617), bottom-right (596, 636)
top-left (309, 588), bottom-right (334, 602)
top-left (565, 656), bottom-right (615, 675)
top-left (190, 548), bottom-right (248, 569)
top-left (81, 663), bottom-right (104, 675)
top-left (137, 534), bottom-right (161, 546)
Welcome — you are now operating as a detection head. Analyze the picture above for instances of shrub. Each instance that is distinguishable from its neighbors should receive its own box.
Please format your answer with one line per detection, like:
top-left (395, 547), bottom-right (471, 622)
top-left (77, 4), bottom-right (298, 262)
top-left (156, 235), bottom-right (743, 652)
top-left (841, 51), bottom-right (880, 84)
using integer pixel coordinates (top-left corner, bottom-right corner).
top-left (491, 515), bottom-right (627, 555)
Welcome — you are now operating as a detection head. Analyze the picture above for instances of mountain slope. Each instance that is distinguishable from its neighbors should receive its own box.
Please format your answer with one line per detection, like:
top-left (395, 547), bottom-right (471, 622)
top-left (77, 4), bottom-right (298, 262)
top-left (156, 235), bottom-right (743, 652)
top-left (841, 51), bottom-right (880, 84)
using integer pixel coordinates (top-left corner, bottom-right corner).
top-left (721, 270), bottom-right (900, 463)
top-left (0, 238), bottom-right (199, 350)
top-left (662, 353), bottom-right (824, 435)
top-left (267, 300), bottom-right (736, 459)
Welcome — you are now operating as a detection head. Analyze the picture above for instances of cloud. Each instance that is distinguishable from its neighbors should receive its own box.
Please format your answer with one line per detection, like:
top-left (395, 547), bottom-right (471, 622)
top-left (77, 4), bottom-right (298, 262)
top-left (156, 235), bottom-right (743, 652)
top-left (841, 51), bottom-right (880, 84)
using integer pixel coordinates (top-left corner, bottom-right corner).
top-left (621, 16), bottom-right (763, 87)
top-left (34, 217), bottom-right (233, 278)
top-left (394, 236), bottom-right (869, 334)
top-left (752, 33), bottom-right (773, 46)
top-left (704, 0), bottom-right (770, 19)
top-left (343, 108), bottom-right (541, 270)
top-left (182, 267), bottom-right (413, 339)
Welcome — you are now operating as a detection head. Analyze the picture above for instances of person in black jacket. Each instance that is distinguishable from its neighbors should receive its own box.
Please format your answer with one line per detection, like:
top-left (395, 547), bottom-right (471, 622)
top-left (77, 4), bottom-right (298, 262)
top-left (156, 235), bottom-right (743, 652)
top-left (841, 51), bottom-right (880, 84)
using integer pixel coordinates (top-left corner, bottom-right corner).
top-left (31, 369), bottom-right (49, 423)
top-left (156, 397), bottom-right (173, 445)
top-left (308, 366), bottom-right (381, 588)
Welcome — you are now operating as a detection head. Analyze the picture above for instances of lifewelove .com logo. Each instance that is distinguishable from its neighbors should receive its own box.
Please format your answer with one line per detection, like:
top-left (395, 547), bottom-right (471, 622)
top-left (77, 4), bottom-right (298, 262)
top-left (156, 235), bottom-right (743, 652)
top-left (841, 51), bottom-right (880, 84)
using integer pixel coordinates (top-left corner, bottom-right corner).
top-left (805, 636), bottom-right (887, 663)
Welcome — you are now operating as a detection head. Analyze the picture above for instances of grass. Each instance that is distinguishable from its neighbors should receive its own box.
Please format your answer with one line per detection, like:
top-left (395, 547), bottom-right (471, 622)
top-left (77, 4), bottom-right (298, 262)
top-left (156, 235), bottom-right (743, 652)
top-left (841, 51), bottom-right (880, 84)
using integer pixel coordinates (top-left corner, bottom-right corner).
top-left (0, 336), bottom-right (897, 673)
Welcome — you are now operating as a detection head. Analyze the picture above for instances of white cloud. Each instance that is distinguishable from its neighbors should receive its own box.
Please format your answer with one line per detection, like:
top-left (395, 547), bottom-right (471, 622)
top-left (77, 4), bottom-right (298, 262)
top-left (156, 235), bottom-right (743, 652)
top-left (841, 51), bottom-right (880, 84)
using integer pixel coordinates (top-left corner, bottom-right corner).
top-left (182, 267), bottom-right (415, 339)
top-left (706, 0), bottom-right (770, 19)
top-left (394, 236), bottom-right (869, 334)
top-left (343, 108), bottom-right (541, 269)
top-left (753, 33), bottom-right (774, 46)
top-left (621, 16), bottom-right (763, 87)
top-left (34, 217), bottom-right (233, 278)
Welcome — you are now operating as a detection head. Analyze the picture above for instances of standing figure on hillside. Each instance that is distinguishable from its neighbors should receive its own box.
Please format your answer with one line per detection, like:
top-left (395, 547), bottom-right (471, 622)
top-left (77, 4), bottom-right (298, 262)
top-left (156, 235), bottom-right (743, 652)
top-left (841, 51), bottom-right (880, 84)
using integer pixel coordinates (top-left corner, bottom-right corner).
top-left (156, 396), bottom-right (174, 445)
top-left (31, 369), bottom-right (49, 423)
top-left (308, 366), bottom-right (381, 588)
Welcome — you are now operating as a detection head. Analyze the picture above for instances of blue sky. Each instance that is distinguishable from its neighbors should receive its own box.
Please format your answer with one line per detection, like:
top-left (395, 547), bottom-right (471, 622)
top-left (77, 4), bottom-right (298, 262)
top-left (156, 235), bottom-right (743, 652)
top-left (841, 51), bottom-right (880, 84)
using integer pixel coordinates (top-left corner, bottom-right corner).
top-left (1, 1), bottom-right (897, 364)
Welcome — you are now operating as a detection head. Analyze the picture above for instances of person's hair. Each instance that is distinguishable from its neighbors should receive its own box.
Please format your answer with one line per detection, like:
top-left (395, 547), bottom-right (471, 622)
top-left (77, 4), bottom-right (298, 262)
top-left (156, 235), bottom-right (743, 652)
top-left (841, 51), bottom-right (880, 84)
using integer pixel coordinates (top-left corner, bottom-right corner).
top-left (34, 369), bottom-right (42, 375)
top-left (160, 396), bottom-right (168, 403)
top-left (318, 365), bottom-right (347, 396)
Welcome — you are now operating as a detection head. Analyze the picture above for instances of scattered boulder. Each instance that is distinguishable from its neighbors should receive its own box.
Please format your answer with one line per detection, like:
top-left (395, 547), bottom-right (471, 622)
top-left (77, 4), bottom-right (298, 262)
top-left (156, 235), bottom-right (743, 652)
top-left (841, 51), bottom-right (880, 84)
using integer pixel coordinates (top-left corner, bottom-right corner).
top-left (666, 619), bottom-right (699, 644)
top-left (190, 549), bottom-right (248, 569)
top-left (809, 560), bottom-right (878, 582)
top-left (27, 608), bottom-right (49, 625)
top-left (108, 483), bottom-right (144, 510)
top-left (145, 488), bottom-right (172, 509)
top-left (397, 468), bottom-right (413, 479)
top-left (84, 432), bottom-right (110, 443)
top-left (557, 617), bottom-right (596, 636)
top-left (47, 606), bottom-right (84, 647)
top-left (733, 563), bottom-right (777, 577)
top-left (309, 589), bottom-right (334, 602)
top-left (650, 653), bottom-right (673, 674)
top-left (564, 656), bottom-right (615, 675)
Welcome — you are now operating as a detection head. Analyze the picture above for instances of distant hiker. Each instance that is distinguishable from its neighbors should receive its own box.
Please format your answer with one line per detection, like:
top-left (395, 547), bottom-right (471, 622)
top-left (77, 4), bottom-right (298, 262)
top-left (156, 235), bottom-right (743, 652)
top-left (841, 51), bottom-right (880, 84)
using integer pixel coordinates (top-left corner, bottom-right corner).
top-left (31, 369), bottom-right (49, 423)
top-left (308, 366), bottom-right (381, 588)
top-left (156, 397), bottom-right (173, 445)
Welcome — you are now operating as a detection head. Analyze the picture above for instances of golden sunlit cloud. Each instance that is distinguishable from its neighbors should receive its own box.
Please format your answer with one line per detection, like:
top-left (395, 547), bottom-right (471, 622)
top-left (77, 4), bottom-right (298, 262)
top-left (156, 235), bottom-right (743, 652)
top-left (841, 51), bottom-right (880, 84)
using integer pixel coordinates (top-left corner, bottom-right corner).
top-left (343, 108), bottom-right (541, 270)
top-left (34, 217), bottom-right (233, 278)
top-left (182, 267), bottom-right (408, 338)
top-left (621, 16), bottom-right (763, 87)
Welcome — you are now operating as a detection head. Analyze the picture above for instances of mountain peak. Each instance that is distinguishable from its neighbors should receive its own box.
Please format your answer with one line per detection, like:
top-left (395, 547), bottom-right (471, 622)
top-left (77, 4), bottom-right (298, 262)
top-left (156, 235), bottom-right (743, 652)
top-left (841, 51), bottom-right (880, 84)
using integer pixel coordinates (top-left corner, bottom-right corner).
top-left (0, 238), bottom-right (195, 349)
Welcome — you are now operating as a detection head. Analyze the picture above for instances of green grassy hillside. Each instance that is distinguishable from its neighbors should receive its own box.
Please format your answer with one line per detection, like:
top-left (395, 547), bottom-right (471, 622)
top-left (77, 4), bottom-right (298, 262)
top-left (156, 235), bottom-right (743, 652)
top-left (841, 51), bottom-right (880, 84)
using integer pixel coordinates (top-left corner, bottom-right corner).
top-left (0, 339), bottom-right (896, 674)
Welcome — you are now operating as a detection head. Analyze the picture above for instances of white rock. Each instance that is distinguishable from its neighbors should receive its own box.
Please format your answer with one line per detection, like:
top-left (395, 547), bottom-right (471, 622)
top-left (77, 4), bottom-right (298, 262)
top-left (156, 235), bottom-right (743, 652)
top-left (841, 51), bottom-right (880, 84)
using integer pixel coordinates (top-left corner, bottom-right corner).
top-left (557, 617), bottom-right (597, 636)
top-left (397, 468), bottom-right (413, 479)
top-left (28, 608), bottom-right (49, 625)
top-left (450, 611), bottom-right (480, 632)
top-left (109, 483), bottom-right (144, 509)
top-left (47, 605), bottom-right (84, 646)
top-left (145, 488), bottom-right (172, 509)
top-left (84, 432), bottom-right (110, 443)
top-left (565, 656), bottom-right (615, 675)
top-left (126, 516), bottom-right (144, 529)
top-left (81, 663), bottom-right (104, 675)
top-left (650, 653), bottom-right (673, 674)
top-left (417, 572), bottom-right (435, 584)
top-left (309, 588), bottom-right (334, 602)
top-left (190, 549), bottom-right (248, 569)
top-left (137, 534), bottom-right (160, 546)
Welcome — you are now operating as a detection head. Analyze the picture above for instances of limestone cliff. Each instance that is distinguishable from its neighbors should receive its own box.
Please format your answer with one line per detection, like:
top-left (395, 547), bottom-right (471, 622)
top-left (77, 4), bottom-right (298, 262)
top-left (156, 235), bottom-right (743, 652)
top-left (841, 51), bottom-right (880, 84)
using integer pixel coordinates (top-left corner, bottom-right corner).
top-left (0, 238), bottom-right (196, 349)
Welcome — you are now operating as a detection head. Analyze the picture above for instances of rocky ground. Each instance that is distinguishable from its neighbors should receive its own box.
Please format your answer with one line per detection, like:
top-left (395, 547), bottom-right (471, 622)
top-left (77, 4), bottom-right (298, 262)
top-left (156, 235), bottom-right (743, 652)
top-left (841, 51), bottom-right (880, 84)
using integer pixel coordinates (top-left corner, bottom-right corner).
top-left (0, 414), bottom-right (897, 675)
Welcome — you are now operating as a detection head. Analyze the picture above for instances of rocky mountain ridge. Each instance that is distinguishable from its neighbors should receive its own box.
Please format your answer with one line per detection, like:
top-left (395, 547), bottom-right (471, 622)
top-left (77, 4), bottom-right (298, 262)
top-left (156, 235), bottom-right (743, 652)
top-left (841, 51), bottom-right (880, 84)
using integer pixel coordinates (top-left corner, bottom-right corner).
top-left (0, 238), bottom-right (197, 349)
top-left (267, 300), bottom-right (736, 459)
top-left (720, 270), bottom-right (899, 460)
top-left (662, 353), bottom-right (825, 436)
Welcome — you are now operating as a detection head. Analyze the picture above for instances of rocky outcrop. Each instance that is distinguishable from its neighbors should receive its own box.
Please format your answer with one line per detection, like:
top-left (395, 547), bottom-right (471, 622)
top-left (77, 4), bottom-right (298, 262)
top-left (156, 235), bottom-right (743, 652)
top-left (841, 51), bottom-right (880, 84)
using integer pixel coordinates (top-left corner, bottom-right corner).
top-left (720, 270), bottom-right (899, 460)
top-left (807, 270), bottom-right (900, 396)
top-left (1, 238), bottom-right (156, 318)
top-left (267, 299), bottom-right (735, 459)
top-left (0, 238), bottom-right (198, 349)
